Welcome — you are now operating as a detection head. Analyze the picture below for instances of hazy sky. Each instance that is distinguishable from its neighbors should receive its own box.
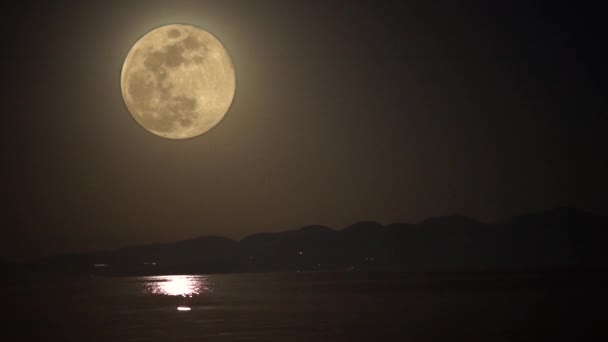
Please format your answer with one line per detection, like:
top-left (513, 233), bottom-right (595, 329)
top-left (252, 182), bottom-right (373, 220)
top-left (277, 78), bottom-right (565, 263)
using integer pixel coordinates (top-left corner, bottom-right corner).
top-left (2, 1), bottom-right (607, 259)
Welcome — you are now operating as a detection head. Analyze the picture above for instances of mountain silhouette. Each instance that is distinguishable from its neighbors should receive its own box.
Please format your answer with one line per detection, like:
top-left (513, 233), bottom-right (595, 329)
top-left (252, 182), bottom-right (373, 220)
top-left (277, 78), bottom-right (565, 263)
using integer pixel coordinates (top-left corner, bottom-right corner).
top-left (25, 207), bottom-right (608, 276)
top-left (420, 215), bottom-right (482, 226)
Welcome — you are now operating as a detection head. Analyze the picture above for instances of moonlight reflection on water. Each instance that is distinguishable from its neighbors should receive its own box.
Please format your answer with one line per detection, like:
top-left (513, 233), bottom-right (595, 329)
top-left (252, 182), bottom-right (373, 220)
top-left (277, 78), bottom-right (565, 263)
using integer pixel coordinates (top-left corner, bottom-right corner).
top-left (143, 275), bottom-right (211, 297)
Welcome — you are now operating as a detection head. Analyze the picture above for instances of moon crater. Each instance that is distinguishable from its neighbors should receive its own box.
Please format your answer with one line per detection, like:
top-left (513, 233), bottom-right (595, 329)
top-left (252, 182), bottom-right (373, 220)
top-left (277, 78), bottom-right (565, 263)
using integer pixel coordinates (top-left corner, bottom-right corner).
top-left (121, 25), bottom-right (235, 139)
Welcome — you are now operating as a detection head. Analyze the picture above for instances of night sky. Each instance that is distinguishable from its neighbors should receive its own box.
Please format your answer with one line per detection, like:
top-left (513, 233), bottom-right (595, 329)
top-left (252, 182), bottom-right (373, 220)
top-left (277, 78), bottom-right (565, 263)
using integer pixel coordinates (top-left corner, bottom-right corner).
top-left (2, 1), bottom-right (606, 260)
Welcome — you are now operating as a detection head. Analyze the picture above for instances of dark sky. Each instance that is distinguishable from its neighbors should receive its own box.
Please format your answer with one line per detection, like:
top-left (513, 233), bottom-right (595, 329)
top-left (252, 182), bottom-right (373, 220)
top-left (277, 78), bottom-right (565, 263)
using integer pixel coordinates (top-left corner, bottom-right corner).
top-left (2, 0), bottom-right (607, 260)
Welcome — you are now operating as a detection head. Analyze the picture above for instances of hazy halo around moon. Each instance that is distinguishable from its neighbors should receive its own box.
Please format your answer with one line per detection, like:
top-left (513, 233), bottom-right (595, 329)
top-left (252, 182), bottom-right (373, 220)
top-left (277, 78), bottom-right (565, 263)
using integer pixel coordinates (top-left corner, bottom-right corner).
top-left (121, 24), bottom-right (236, 139)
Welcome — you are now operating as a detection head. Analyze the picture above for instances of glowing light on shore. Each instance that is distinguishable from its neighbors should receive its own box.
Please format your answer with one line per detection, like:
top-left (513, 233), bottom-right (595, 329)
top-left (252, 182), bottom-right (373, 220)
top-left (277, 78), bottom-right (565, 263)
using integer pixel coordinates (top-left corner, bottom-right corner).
top-left (177, 306), bottom-right (191, 311)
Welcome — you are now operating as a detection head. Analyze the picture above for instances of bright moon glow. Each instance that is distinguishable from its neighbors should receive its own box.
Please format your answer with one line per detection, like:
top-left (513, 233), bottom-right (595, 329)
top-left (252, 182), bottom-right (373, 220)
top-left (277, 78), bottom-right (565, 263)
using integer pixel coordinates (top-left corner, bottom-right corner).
top-left (121, 24), bottom-right (236, 139)
top-left (144, 275), bottom-right (209, 297)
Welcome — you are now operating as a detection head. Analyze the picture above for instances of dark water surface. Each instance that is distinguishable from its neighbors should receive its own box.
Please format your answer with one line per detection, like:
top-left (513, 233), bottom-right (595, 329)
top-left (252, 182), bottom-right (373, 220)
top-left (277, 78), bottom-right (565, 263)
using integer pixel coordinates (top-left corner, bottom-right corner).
top-left (5, 272), bottom-right (608, 341)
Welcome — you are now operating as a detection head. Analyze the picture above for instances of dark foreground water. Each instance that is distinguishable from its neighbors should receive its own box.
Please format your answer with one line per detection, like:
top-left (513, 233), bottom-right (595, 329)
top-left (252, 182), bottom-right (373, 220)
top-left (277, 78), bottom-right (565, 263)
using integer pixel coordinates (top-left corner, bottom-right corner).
top-left (4, 271), bottom-right (608, 341)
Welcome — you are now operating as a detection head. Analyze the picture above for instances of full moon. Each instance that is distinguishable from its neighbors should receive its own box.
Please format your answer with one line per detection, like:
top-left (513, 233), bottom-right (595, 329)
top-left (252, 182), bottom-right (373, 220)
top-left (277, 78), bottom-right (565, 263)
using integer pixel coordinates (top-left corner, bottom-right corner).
top-left (121, 24), bottom-right (236, 139)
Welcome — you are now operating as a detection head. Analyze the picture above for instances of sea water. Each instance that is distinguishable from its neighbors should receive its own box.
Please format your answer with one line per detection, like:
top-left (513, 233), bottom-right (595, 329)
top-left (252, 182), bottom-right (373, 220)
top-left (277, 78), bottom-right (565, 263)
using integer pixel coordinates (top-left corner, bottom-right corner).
top-left (4, 271), bottom-right (607, 341)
